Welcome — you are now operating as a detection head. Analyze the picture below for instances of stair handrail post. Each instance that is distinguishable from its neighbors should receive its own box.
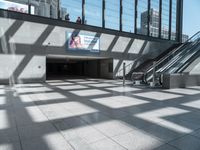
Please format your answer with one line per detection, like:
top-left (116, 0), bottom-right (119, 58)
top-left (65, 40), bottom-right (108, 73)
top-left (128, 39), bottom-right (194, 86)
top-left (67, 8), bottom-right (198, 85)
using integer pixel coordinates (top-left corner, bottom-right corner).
top-left (152, 61), bottom-right (157, 87)
top-left (123, 62), bottom-right (126, 86)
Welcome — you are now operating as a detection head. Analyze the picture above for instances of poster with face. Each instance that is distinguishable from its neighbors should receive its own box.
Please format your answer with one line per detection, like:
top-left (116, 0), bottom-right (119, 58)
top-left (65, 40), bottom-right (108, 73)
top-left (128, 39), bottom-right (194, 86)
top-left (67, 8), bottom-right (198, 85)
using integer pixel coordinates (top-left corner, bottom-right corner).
top-left (67, 32), bottom-right (100, 52)
top-left (0, 0), bottom-right (28, 13)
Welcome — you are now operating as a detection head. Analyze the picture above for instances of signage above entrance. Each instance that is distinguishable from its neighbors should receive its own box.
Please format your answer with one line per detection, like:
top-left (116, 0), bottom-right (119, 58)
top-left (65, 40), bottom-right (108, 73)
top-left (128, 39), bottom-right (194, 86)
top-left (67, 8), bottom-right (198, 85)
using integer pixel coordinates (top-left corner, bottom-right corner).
top-left (67, 32), bottom-right (100, 53)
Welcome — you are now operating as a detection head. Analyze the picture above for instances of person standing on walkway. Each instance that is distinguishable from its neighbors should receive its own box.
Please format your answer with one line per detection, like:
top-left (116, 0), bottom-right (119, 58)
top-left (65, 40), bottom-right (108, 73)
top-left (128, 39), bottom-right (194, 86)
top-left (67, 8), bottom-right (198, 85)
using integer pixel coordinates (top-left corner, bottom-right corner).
top-left (76, 16), bottom-right (82, 24)
top-left (65, 13), bottom-right (70, 21)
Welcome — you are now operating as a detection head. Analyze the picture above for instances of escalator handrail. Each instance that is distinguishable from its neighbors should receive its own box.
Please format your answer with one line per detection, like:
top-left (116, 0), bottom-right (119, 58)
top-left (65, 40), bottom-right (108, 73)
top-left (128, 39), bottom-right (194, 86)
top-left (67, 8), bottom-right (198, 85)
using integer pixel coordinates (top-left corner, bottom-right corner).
top-left (175, 45), bottom-right (200, 73)
top-left (145, 32), bottom-right (200, 76)
top-left (144, 31), bottom-right (200, 82)
top-left (159, 39), bottom-right (200, 74)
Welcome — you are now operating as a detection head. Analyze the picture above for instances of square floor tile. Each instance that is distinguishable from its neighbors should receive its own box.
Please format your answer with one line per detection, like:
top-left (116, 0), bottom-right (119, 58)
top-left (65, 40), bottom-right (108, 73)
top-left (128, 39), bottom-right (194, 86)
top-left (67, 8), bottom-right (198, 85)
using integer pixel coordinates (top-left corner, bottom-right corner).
top-left (182, 100), bottom-right (200, 109)
top-left (18, 123), bottom-right (57, 140)
top-left (62, 101), bottom-right (98, 116)
top-left (154, 144), bottom-right (178, 150)
top-left (92, 120), bottom-right (133, 137)
top-left (0, 89), bottom-right (5, 95)
top-left (91, 96), bottom-right (148, 108)
top-left (39, 103), bottom-right (74, 120)
top-left (14, 106), bottom-right (48, 126)
top-left (191, 128), bottom-right (200, 138)
top-left (0, 127), bottom-right (20, 143)
top-left (106, 87), bottom-right (140, 92)
top-left (91, 138), bottom-right (126, 150)
top-left (0, 85), bottom-right (5, 88)
top-left (66, 79), bottom-right (87, 82)
top-left (68, 138), bottom-right (94, 150)
top-left (0, 110), bottom-right (16, 129)
top-left (21, 133), bottom-right (73, 150)
top-left (0, 142), bottom-right (21, 150)
top-left (70, 89), bottom-right (109, 97)
top-left (56, 85), bottom-right (88, 90)
top-left (77, 81), bottom-right (99, 84)
top-left (28, 92), bottom-right (67, 101)
top-left (102, 109), bottom-right (129, 119)
top-left (164, 88), bottom-right (200, 95)
top-left (16, 87), bottom-right (52, 94)
top-left (46, 80), bottom-right (63, 83)
top-left (112, 130), bottom-right (163, 150)
top-left (15, 83), bottom-right (43, 88)
top-left (48, 82), bottom-right (73, 86)
top-left (169, 135), bottom-right (200, 150)
top-left (140, 124), bottom-right (184, 142)
top-left (80, 113), bottom-right (111, 124)
top-left (55, 118), bottom-right (106, 143)
top-left (134, 91), bottom-right (182, 101)
top-left (88, 83), bottom-right (116, 88)
top-left (0, 96), bottom-right (6, 105)
top-left (135, 107), bottom-right (191, 134)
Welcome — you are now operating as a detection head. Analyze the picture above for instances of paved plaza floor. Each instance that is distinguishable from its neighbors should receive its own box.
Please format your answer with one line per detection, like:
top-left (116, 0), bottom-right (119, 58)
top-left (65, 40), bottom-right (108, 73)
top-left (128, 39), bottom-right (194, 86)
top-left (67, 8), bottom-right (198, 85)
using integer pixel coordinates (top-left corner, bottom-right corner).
top-left (1, 78), bottom-right (200, 150)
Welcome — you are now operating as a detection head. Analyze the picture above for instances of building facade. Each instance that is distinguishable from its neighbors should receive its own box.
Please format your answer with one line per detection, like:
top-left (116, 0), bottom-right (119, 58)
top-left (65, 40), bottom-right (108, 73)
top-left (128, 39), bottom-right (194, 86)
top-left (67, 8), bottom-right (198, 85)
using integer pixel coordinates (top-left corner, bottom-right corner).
top-left (0, 0), bottom-right (184, 83)
top-left (141, 8), bottom-right (188, 42)
top-left (0, 0), bottom-right (183, 42)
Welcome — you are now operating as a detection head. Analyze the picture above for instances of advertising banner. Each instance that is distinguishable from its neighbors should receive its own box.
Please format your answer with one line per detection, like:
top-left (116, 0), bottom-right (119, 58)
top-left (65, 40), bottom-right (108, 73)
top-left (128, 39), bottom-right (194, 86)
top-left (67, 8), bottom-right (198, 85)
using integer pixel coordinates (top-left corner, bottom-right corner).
top-left (67, 32), bottom-right (100, 53)
top-left (0, 0), bottom-right (29, 13)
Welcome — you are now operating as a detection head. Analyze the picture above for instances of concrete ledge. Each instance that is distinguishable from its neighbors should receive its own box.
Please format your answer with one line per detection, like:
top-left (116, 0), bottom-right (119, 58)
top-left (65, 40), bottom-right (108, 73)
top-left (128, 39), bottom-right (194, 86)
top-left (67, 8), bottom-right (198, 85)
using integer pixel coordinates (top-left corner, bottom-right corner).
top-left (163, 73), bottom-right (200, 89)
top-left (0, 78), bottom-right (45, 85)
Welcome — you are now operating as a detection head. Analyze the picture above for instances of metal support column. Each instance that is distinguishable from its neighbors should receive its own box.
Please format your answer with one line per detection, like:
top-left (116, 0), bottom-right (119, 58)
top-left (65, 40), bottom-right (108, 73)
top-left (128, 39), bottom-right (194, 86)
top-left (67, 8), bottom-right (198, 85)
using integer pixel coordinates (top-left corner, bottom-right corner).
top-left (159, 0), bottom-right (162, 38)
top-left (57, 0), bottom-right (60, 19)
top-left (28, 0), bottom-right (31, 14)
top-left (134, 0), bottom-right (138, 34)
top-left (176, 0), bottom-right (183, 42)
top-left (120, 0), bottom-right (123, 31)
top-left (102, 0), bottom-right (105, 28)
top-left (147, 0), bottom-right (151, 36)
top-left (169, 0), bottom-right (172, 40)
top-left (82, 0), bottom-right (85, 24)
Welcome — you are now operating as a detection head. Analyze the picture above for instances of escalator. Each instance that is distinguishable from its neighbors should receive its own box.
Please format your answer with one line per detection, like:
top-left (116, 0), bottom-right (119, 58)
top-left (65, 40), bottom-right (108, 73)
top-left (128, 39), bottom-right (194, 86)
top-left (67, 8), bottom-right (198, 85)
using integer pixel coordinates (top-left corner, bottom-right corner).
top-left (127, 43), bottom-right (181, 81)
top-left (144, 31), bottom-right (200, 85)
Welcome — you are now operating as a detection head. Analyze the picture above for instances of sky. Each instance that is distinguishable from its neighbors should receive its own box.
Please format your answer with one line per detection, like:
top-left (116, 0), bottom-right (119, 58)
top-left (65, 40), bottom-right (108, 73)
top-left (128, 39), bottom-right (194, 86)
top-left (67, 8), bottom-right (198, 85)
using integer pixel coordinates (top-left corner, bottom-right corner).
top-left (183, 0), bottom-right (200, 37)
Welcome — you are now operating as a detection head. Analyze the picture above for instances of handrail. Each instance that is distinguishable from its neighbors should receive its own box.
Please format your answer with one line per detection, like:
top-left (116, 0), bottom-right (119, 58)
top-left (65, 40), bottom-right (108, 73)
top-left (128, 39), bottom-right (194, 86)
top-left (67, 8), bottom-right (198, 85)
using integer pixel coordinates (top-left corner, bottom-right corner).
top-left (161, 40), bottom-right (200, 73)
top-left (174, 42), bottom-right (200, 73)
top-left (145, 31), bottom-right (200, 77)
top-left (116, 61), bottom-right (135, 76)
top-left (116, 31), bottom-right (200, 79)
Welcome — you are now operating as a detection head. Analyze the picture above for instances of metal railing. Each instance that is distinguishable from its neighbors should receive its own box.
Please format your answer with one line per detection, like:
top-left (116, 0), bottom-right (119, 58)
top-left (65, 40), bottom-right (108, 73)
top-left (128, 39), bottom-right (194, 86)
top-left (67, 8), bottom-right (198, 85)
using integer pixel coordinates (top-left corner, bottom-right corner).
top-left (116, 61), bottom-right (135, 78)
top-left (144, 31), bottom-right (200, 83)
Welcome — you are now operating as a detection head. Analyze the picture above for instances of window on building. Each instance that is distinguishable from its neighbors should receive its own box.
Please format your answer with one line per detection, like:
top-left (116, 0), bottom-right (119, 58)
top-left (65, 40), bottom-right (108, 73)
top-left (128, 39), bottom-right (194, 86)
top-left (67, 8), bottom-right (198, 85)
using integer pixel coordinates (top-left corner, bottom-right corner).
top-left (60, 0), bottom-right (82, 22)
top-left (137, 0), bottom-right (148, 35)
top-left (29, 0), bottom-right (58, 18)
top-left (171, 0), bottom-right (176, 40)
top-left (85, 0), bottom-right (102, 27)
top-left (122, 0), bottom-right (134, 33)
top-left (0, 0), bottom-right (29, 13)
top-left (150, 0), bottom-right (159, 37)
top-left (161, 0), bottom-right (170, 39)
top-left (105, 0), bottom-right (120, 30)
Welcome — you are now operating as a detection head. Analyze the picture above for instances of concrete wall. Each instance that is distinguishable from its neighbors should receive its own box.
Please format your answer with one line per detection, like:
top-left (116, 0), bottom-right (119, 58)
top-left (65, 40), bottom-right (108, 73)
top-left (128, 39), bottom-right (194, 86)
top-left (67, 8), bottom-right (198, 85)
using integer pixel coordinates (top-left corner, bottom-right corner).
top-left (100, 59), bottom-right (113, 79)
top-left (0, 17), bottom-right (46, 84)
top-left (163, 74), bottom-right (200, 89)
top-left (183, 57), bottom-right (200, 75)
top-left (0, 16), bottom-right (175, 84)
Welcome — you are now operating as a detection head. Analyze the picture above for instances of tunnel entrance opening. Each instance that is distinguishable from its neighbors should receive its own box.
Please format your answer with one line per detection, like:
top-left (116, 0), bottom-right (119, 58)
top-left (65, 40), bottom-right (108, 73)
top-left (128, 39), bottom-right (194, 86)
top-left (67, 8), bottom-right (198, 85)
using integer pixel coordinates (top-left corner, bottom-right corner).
top-left (46, 57), bottom-right (113, 80)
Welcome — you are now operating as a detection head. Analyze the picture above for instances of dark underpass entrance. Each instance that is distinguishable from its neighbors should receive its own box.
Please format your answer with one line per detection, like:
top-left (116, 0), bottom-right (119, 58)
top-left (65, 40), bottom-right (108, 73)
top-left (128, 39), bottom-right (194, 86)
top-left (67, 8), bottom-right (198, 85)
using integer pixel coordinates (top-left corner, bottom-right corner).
top-left (46, 57), bottom-right (113, 80)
